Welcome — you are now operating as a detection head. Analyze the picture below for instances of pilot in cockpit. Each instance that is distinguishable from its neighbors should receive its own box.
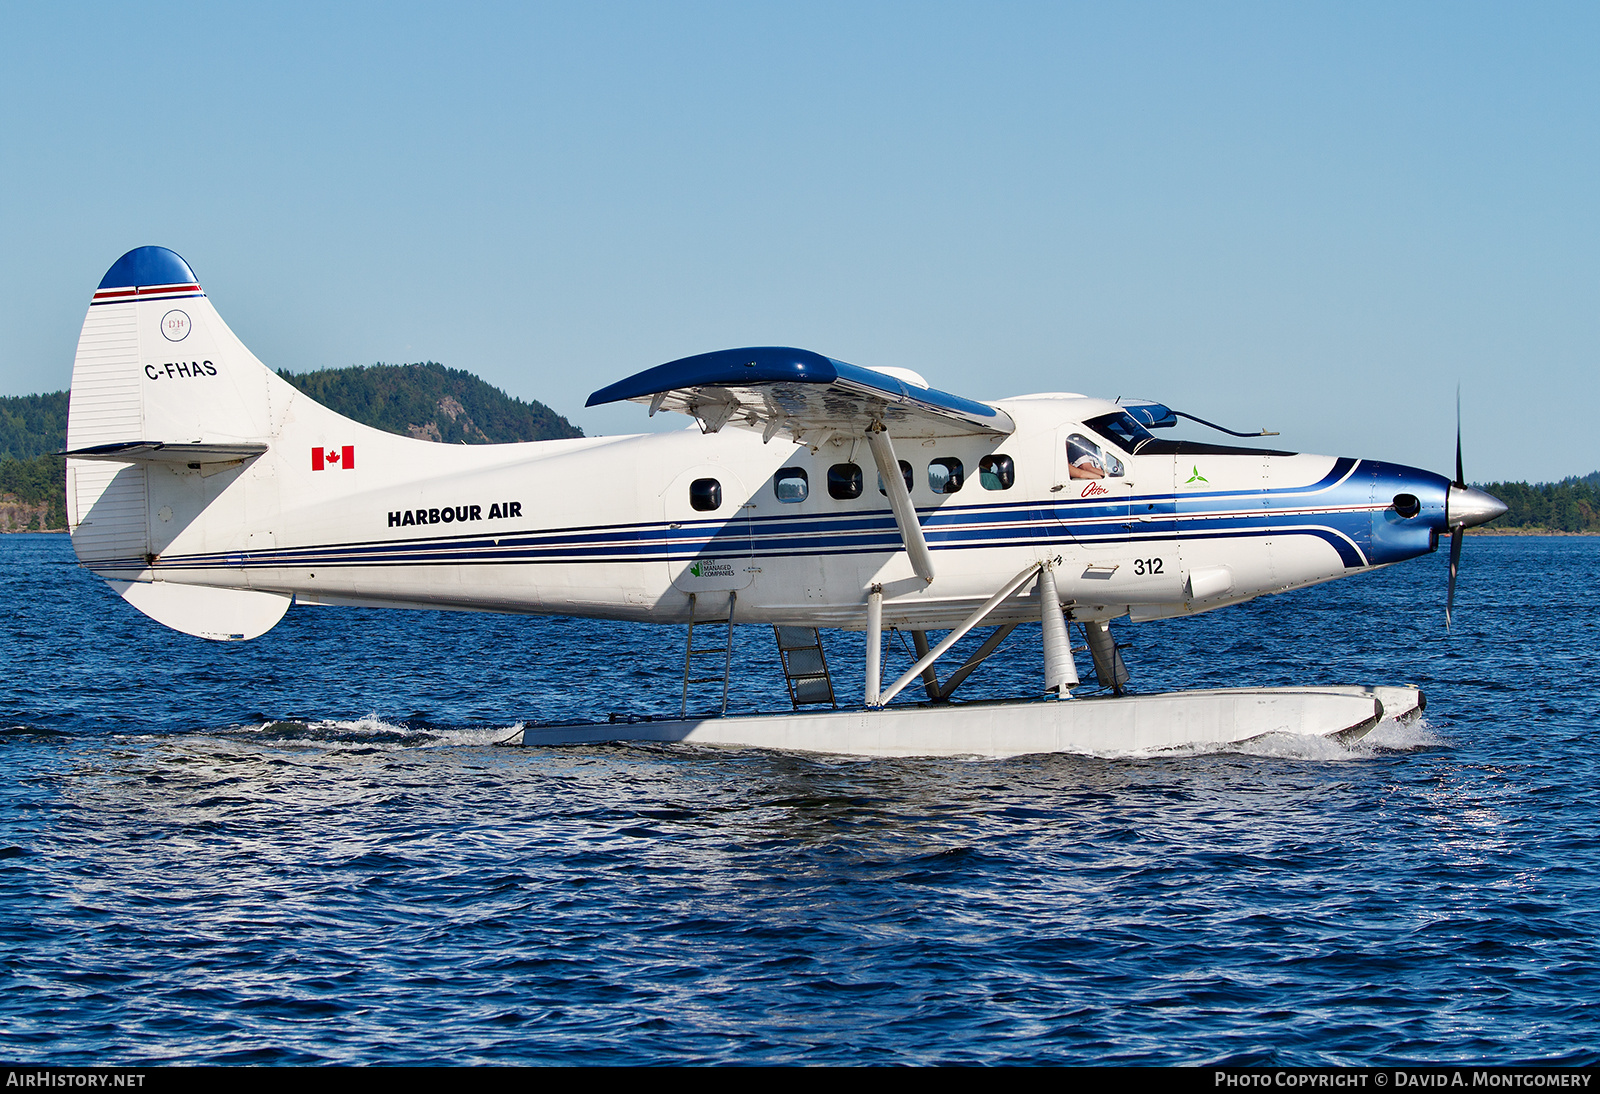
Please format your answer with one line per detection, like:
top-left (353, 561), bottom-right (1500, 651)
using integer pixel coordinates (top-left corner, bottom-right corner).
top-left (1067, 434), bottom-right (1108, 479)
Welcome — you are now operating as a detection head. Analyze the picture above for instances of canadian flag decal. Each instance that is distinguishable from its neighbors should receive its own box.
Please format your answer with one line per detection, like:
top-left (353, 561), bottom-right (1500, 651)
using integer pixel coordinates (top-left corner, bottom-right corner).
top-left (312, 445), bottom-right (355, 471)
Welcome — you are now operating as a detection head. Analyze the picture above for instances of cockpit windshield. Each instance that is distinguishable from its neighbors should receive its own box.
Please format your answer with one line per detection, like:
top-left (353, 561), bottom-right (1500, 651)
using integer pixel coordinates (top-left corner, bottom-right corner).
top-left (1084, 412), bottom-right (1156, 455)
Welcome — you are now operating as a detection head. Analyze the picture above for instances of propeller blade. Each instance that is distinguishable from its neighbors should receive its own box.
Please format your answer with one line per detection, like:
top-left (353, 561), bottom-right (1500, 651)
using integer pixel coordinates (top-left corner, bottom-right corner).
top-left (1454, 387), bottom-right (1465, 488)
top-left (1447, 386), bottom-right (1465, 630)
top-left (1446, 525), bottom-right (1463, 630)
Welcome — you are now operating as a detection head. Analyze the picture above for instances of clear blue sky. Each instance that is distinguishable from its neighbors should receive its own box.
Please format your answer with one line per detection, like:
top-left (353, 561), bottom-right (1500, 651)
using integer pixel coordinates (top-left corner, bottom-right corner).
top-left (2, 2), bottom-right (1594, 482)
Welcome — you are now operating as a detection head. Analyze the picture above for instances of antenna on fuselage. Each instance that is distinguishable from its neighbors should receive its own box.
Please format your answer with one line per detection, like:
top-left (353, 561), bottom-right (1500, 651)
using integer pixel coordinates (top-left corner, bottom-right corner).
top-left (1170, 410), bottom-right (1279, 438)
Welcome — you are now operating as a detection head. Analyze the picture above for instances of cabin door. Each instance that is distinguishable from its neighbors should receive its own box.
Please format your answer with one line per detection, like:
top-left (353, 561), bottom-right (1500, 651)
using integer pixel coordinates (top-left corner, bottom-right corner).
top-left (1054, 427), bottom-right (1132, 552)
top-left (663, 465), bottom-right (754, 594)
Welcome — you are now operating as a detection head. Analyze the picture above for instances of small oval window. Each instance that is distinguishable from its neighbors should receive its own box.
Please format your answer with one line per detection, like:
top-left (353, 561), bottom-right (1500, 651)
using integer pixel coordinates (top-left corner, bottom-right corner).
top-left (689, 478), bottom-right (721, 512)
top-left (979, 454), bottom-right (1014, 490)
top-left (877, 460), bottom-right (913, 496)
top-left (928, 457), bottom-right (964, 494)
top-left (828, 463), bottom-right (863, 500)
top-left (774, 467), bottom-right (808, 503)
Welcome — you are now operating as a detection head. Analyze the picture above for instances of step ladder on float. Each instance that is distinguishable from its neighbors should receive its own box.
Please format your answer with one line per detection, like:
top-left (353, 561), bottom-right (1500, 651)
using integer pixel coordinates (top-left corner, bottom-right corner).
top-left (681, 591), bottom-right (736, 717)
top-left (773, 626), bottom-right (837, 710)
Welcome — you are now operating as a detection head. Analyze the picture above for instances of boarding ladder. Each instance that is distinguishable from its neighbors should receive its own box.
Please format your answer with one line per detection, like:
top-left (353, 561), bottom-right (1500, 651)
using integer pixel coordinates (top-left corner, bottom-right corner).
top-left (773, 626), bottom-right (837, 710)
top-left (682, 592), bottom-right (736, 717)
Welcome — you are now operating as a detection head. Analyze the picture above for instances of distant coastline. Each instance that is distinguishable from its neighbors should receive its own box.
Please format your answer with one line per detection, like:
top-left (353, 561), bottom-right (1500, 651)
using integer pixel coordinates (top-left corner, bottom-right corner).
top-left (1468, 527), bottom-right (1599, 536)
top-left (0, 499), bottom-right (64, 533)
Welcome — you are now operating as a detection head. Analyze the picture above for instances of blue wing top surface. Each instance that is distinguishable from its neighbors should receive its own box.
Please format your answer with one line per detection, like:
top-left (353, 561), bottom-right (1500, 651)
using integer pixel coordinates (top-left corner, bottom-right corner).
top-left (587, 347), bottom-right (1014, 441)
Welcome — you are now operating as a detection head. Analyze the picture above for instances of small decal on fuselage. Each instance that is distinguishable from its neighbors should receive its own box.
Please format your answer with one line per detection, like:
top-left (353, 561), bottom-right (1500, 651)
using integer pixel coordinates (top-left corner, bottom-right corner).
top-left (313, 446), bottom-right (355, 471)
top-left (143, 360), bottom-right (217, 380)
top-left (388, 501), bottom-right (522, 527)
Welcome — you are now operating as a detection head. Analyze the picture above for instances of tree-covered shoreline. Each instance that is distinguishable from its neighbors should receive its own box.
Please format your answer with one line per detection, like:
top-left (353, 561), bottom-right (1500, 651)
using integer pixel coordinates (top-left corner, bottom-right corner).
top-left (0, 390), bottom-right (68, 530)
top-left (1474, 472), bottom-right (1600, 533)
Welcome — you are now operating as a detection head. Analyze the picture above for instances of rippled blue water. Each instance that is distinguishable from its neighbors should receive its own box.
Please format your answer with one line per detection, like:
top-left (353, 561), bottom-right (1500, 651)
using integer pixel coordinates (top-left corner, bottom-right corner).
top-left (2, 533), bottom-right (1597, 1065)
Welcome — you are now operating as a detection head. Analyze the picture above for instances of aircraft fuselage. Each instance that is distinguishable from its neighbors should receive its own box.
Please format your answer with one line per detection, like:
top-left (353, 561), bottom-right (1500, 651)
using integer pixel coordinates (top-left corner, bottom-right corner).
top-left (87, 396), bottom-right (1454, 632)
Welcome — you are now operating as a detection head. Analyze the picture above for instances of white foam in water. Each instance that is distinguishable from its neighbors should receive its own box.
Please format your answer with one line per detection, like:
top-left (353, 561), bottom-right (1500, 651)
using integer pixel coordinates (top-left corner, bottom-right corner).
top-left (1230, 714), bottom-right (1448, 761)
top-left (240, 715), bottom-right (526, 749)
top-left (426, 722), bottom-right (527, 748)
top-left (1359, 714), bottom-right (1448, 752)
top-left (322, 714), bottom-right (411, 737)
top-left (1054, 714), bottom-right (1450, 762)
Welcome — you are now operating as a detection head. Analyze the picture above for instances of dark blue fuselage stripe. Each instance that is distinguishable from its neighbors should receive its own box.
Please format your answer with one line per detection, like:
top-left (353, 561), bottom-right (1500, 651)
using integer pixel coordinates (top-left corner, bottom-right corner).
top-left (144, 520), bottom-right (1369, 571)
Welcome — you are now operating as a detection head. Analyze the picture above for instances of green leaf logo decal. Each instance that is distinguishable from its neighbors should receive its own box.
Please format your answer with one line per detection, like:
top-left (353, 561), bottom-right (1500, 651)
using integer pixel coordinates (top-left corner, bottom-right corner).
top-left (1185, 465), bottom-right (1208, 484)
top-left (689, 561), bottom-right (703, 577)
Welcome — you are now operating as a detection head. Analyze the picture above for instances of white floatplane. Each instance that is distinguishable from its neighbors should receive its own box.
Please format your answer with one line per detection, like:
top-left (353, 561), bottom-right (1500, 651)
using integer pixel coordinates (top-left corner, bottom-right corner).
top-left (63, 247), bottom-right (1507, 757)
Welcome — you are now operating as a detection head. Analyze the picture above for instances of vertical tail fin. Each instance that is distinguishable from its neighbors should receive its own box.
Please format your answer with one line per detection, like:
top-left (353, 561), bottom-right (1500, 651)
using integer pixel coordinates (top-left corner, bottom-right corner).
top-left (66, 246), bottom-right (299, 638)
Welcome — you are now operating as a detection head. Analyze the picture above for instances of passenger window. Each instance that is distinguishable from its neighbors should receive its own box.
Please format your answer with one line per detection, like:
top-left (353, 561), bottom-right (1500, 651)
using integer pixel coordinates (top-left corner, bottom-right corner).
top-left (689, 478), bottom-right (721, 511)
top-left (1067, 434), bottom-right (1123, 480)
top-left (928, 458), bottom-right (963, 494)
top-left (828, 463), bottom-right (863, 500)
top-left (774, 467), bottom-right (808, 503)
top-left (877, 460), bottom-right (913, 496)
top-left (979, 454), bottom-right (1014, 490)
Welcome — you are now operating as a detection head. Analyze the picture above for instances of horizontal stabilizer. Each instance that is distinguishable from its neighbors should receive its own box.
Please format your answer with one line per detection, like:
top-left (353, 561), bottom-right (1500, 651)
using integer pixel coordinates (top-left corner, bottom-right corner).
top-left (107, 580), bottom-right (291, 641)
top-left (587, 347), bottom-right (1014, 442)
top-left (64, 441), bottom-right (268, 463)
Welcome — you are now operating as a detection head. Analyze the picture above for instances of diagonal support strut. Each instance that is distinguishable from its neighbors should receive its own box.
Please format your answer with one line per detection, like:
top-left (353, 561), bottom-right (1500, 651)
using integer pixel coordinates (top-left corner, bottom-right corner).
top-left (936, 623), bottom-right (1019, 701)
top-left (873, 559), bottom-right (1046, 707)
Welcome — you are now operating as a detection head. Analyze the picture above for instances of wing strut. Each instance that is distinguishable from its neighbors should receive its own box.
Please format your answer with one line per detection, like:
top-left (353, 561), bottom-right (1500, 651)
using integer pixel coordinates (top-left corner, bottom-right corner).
top-left (866, 425), bottom-right (935, 584)
top-left (872, 559), bottom-right (1047, 708)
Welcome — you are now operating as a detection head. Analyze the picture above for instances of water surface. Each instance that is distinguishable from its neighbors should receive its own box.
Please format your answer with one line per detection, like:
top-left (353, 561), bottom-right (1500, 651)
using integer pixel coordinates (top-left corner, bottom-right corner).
top-left (2, 534), bottom-right (1596, 1065)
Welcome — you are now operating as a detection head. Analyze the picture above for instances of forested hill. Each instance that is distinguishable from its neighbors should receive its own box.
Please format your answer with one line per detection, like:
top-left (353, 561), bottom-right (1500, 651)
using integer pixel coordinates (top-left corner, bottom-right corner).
top-left (0, 363), bottom-right (582, 531)
top-left (1475, 474), bottom-right (1600, 533)
top-left (0, 391), bottom-right (68, 461)
top-left (0, 391), bottom-right (70, 531)
top-left (277, 362), bottom-right (582, 444)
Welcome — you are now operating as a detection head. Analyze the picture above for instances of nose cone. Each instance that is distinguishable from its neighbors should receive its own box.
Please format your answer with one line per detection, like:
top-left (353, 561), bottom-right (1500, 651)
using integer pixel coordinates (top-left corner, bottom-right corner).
top-left (1448, 485), bottom-right (1508, 529)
